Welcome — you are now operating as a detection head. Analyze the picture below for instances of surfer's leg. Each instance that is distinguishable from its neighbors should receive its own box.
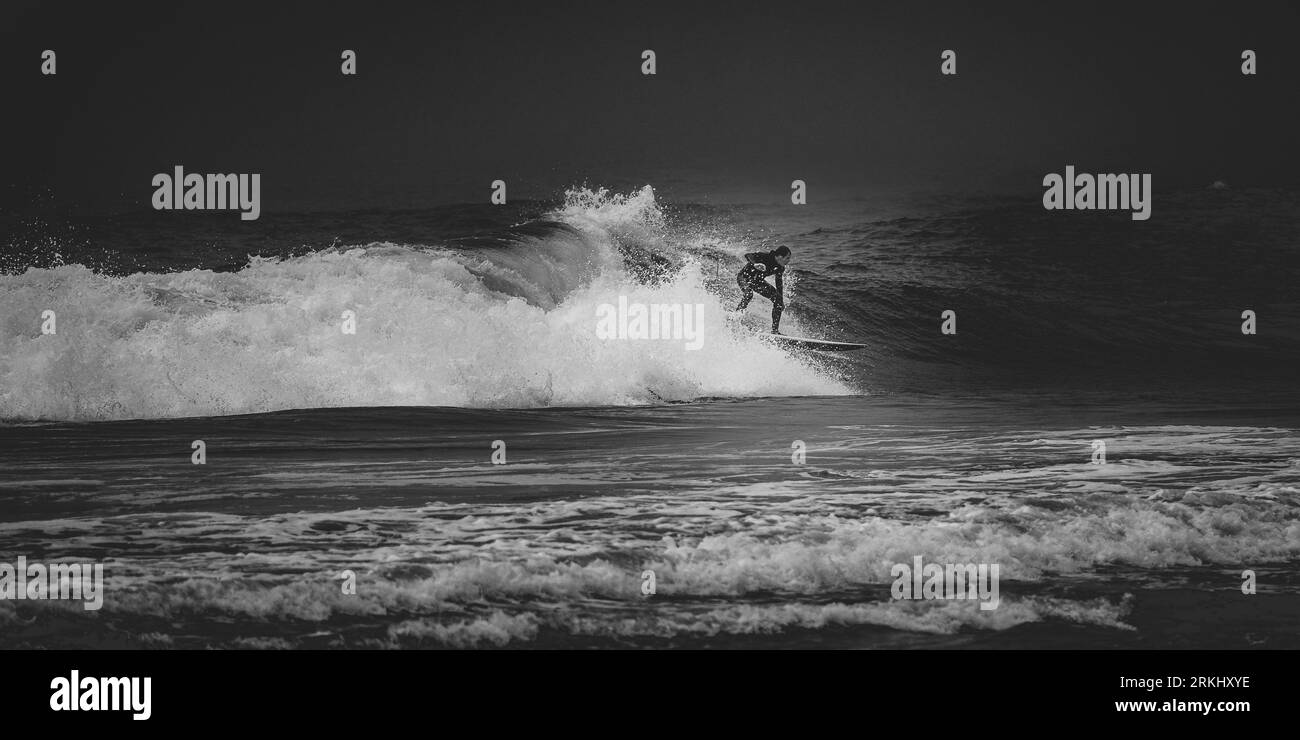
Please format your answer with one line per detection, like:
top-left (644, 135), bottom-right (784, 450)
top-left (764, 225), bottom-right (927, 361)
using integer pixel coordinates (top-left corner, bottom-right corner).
top-left (735, 273), bottom-right (754, 311)
top-left (751, 282), bottom-right (783, 332)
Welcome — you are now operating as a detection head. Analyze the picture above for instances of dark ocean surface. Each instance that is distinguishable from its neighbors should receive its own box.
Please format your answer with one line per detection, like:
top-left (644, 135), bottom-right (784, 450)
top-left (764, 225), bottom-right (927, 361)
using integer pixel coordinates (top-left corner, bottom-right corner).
top-left (2, 185), bottom-right (1297, 647)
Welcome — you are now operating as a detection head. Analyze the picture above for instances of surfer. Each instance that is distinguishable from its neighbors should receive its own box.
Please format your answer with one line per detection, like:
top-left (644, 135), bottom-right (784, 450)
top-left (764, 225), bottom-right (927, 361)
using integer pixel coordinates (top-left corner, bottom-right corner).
top-left (735, 246), bottom-right (790, 333)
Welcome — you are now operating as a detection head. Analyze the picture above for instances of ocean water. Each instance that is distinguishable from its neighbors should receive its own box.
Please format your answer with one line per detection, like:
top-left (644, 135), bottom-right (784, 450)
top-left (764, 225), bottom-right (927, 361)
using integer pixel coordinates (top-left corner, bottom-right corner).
top-left (2, 185), bottom-right (1298, 648)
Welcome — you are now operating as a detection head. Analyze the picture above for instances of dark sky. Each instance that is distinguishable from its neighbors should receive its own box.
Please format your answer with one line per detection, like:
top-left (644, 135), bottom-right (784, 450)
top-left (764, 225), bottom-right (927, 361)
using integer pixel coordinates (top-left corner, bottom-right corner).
top-left (4, 0), bottom-right (1299, 212)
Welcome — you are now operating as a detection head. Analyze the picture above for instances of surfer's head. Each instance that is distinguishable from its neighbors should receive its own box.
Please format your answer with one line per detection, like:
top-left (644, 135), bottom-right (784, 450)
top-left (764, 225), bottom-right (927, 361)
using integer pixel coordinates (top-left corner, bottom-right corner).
top-left (773, 245), bottom-right (791, 265)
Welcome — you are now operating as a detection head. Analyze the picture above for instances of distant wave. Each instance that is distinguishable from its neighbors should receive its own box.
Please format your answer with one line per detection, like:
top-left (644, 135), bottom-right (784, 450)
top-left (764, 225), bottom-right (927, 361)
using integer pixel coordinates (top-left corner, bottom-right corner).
top-left (809, 192), bottom-right (1300, 379)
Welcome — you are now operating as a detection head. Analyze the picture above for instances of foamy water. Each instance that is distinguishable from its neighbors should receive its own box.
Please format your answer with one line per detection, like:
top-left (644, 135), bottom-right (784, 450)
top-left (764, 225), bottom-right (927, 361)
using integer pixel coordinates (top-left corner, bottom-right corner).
top-left (3, 399), bottom-right (1297, 648)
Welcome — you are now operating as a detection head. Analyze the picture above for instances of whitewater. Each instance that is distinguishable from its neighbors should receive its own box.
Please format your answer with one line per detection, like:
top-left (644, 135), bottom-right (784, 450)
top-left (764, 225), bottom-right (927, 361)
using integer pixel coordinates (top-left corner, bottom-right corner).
top-left (1, 187), bottom-right (848, 421)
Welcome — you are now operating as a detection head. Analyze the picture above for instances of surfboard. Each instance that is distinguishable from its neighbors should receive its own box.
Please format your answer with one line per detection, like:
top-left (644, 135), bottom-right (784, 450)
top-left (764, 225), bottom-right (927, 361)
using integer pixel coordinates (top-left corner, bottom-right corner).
top-left (760, 333), bottom-right (867, 352)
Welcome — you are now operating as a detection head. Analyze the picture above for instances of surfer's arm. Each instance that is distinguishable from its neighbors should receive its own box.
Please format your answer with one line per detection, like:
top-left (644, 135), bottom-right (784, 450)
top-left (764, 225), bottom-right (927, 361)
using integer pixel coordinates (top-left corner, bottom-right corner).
top-left (742, 252), bottom-right (762, 264)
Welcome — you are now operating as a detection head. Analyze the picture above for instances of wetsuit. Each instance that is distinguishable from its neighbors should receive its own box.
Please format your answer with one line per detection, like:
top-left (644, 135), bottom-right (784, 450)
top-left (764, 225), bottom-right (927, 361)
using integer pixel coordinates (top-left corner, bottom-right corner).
top-left (735, 251), bottom-right (785, 332)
